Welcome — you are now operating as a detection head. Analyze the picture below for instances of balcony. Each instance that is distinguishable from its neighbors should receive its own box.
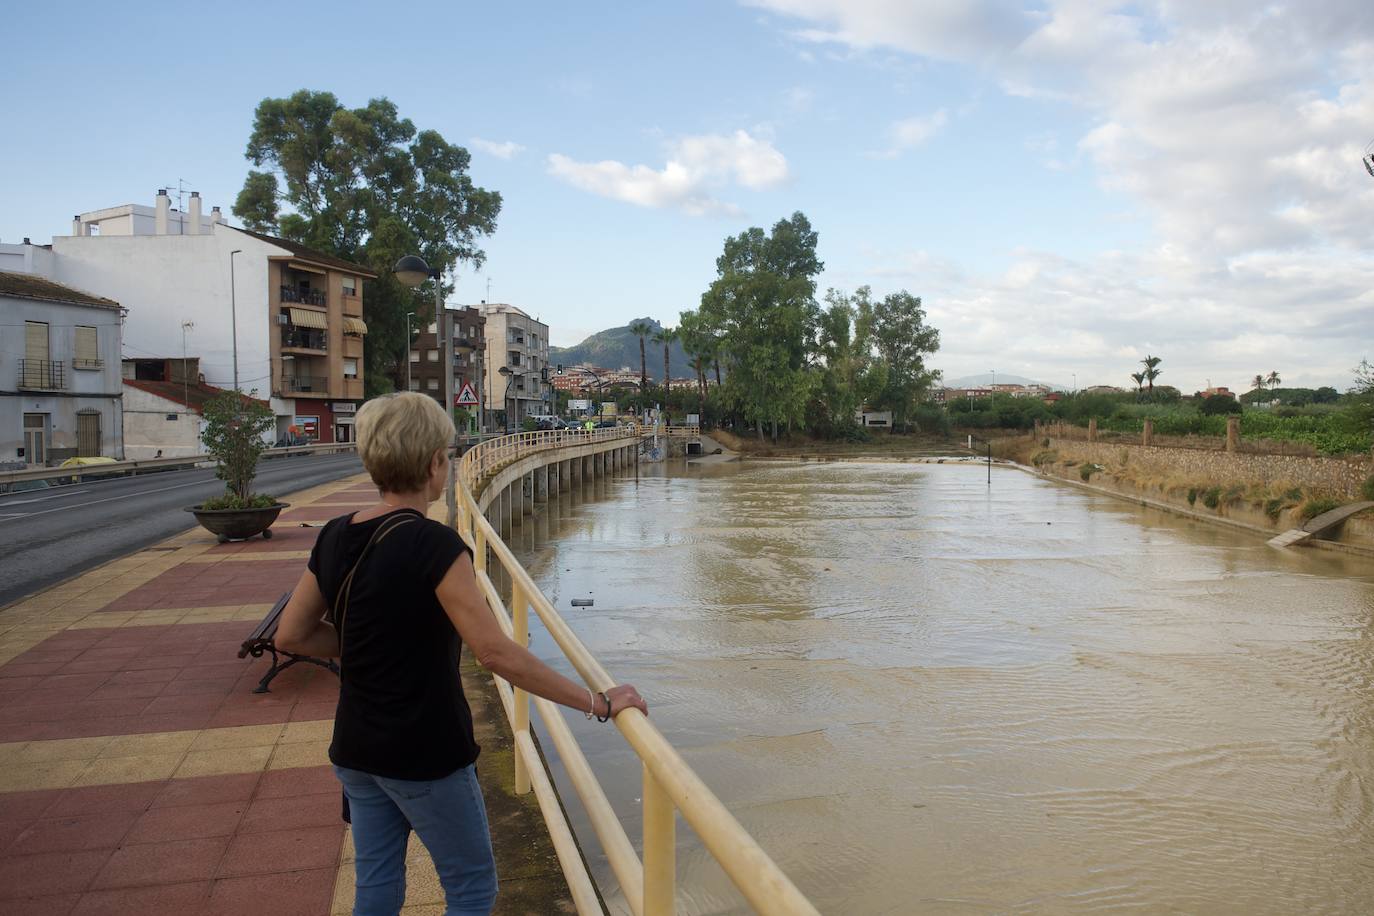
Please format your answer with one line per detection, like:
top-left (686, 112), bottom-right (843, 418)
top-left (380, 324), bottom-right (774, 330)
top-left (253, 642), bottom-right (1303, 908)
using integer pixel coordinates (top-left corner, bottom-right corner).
top-left (281, 328), bottom-right (328, 352)
top-left (18, 359), bottom-right (65, 390)
top-left (285, 375), bottom-right (329, 394)
top-left (280, 286), bottom-right (328, 306)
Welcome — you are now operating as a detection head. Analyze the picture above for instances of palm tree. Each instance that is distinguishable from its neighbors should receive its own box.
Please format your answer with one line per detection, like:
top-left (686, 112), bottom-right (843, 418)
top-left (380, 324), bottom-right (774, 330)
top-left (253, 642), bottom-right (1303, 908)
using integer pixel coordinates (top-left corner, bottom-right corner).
top-left (688, 354), bottom-right (707, 418)
top-left (1140, 354), bottom-right (1163, 399)
top-left (629, 320), bottom-right (652, 392)
top-left (1130, 371), bottom-right (1146, 399)
top-left (1266, 370), bottom-right (1281, 393)
top-left (652, 327), bottom-right (678, 399)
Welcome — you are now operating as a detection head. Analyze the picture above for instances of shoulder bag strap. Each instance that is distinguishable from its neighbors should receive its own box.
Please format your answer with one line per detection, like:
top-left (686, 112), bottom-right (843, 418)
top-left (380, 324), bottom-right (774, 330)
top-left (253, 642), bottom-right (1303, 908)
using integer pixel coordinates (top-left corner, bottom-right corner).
top-left (333, 513), bottom-right (419, 647)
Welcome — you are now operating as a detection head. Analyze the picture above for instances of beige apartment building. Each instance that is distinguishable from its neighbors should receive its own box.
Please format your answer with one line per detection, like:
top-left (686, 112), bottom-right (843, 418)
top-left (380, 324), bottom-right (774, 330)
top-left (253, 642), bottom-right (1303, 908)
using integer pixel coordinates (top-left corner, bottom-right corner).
top-left (481, 304), bottom-right (552, 430)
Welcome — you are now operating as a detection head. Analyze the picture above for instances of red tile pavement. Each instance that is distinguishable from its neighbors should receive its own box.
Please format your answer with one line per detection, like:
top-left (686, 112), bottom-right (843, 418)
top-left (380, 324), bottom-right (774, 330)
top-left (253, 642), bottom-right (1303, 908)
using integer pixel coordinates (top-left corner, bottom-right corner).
top-left (0, 772), bottom-right (343, 912)
top-left (203, 524), bottom-right (327, 555)
top-left (0, 622), bottom-right (337, 742)
top-left (278, 505), bottom-right (360, 522)
top-left (100, 559), bottom-right (308, 612)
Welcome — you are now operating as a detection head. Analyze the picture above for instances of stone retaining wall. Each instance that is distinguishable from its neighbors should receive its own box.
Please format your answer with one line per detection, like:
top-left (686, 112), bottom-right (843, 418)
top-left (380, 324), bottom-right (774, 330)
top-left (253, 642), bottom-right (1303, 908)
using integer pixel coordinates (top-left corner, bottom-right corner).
top-left (1043, 437), bottom-right (1373, 499)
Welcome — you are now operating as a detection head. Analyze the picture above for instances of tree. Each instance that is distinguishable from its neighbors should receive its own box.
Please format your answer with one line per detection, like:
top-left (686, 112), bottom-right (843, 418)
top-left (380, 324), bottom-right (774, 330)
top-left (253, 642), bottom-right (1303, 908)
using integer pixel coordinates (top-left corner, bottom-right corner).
top-left (1266, 370), bottom-right (1282, 393)
top-left (866, 290), bottom-right (940, 431)
top-left (652, 326), bottom-right (678, 396)
top-left (1140, 354), bottom-right (1163, 398)
top-left (232, 90), bottom-right (501, 395)
top-left (1354, 358), bottom-right (1374, 395)
top-left (200, 391), bottom-right (276, 508)
top-left (1251, 374), bottom-right (1265, 398)
top-left (697, 212), bottom-right (823, 440)
top-left (1131, 371), bottom-right (1146, 399)
top-left (629, 320), bottom-right (653, 391)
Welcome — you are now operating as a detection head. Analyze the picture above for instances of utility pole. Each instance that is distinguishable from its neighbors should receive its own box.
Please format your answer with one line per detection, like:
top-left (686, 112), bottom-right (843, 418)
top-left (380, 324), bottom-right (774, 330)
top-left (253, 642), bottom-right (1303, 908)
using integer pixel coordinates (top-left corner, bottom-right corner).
top-left (180, 321), bottom-right (194, 411)
top-left (229, 250), bottom-right (242, 391)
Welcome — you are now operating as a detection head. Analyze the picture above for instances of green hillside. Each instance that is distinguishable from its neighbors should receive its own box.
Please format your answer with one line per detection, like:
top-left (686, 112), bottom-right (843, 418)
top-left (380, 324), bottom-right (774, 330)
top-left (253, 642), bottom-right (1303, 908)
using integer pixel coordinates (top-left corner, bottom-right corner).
top-left (550, 318), bottom-right (694, 381)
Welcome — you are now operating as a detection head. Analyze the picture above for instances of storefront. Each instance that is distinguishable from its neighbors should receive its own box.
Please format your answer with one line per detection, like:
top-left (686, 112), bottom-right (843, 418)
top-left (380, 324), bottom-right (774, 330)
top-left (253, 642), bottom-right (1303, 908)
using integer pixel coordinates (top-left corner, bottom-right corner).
top-left (332, 402), bottom-right (356, 443)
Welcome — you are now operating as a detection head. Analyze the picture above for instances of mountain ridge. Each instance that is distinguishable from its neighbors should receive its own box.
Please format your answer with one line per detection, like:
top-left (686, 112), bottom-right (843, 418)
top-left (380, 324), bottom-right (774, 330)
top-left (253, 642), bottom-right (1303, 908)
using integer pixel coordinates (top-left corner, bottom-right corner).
top-left (550, 318), bottom-right (693, 381)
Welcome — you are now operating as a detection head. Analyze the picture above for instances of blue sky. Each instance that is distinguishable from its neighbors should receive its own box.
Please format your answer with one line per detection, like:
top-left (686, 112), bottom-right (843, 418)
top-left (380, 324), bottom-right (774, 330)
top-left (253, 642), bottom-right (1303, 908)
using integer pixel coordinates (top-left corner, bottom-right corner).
top-left (4, 1), bottom-right (1372, 392)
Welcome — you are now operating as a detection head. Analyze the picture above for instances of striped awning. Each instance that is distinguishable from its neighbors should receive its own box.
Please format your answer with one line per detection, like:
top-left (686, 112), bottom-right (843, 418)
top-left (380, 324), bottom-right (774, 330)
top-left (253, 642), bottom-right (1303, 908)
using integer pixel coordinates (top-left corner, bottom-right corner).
top-left (343, 316), bottom-right (368, 335)
top-left (288, 307), bottom-right (327, 330)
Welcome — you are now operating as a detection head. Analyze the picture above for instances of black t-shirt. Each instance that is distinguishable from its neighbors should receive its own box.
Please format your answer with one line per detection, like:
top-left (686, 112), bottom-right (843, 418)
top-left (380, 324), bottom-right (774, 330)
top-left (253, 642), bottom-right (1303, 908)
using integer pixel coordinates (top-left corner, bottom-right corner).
top-left (307, 508), bottom-right (478, 780)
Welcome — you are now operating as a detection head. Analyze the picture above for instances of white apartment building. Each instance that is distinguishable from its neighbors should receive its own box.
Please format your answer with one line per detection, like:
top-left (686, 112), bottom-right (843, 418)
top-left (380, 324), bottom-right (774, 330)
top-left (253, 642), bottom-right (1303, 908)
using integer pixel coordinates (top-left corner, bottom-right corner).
top-left (480, 303), bottom-right (552, 428)
top-left (1, 191), bottom-right (374, 444)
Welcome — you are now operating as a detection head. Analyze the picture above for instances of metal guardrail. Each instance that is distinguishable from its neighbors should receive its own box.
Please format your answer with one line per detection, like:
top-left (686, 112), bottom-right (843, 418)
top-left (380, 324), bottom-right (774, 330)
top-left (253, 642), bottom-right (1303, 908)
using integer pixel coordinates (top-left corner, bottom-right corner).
top-left (0, 442), bottom-right (358, 486)
top-left (454, 427), bottom-right (816, 916)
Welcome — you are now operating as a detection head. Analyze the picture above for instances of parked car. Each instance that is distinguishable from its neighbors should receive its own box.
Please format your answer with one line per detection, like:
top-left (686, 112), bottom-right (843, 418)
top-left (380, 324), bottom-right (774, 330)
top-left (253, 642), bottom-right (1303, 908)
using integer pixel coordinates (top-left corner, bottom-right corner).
top-left (530, 415), bottom-right (567, 431)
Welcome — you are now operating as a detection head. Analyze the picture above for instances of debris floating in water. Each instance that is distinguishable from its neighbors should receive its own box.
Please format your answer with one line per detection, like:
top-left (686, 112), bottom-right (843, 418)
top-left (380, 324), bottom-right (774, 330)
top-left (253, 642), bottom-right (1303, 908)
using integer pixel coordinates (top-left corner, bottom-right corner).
top-left (571, 599), bottom-right (594, 607)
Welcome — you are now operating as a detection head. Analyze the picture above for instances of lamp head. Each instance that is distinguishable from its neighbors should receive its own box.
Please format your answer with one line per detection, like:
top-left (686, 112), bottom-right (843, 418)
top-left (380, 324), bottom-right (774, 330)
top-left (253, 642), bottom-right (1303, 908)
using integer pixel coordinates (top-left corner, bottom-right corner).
top-left (394, 255), bottom-right (432, 288)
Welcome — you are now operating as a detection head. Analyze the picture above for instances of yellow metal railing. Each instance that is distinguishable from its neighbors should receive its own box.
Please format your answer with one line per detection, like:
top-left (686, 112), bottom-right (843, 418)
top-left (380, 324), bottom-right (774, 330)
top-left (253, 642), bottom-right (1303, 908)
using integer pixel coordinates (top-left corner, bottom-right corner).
top-left (453, 429), bottom-right (816, 916)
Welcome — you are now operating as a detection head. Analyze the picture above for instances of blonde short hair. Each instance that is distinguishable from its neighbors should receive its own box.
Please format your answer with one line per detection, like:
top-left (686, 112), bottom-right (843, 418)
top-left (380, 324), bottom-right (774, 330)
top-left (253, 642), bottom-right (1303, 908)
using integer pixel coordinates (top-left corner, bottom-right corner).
top-left (356, 392), bottom-right (454, 493)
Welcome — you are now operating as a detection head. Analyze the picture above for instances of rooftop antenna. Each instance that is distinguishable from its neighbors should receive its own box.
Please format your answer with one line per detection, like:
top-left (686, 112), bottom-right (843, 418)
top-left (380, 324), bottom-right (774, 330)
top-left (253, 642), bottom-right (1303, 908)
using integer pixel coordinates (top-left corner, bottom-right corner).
top-left (164, 179), bottom-right (192, 233)
top-left (485, 276), bottom-right (493, 303)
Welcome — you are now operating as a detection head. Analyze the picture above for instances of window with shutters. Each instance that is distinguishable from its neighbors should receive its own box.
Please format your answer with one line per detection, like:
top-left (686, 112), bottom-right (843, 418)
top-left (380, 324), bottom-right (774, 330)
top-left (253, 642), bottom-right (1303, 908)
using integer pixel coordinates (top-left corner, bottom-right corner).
top-left (427, 349), bottom-right (439, 362)
top-left (74, 326), bottom-right (101, 369)
top-left (342, 275), bottom-right (357, 296)
top-left (343, 358), bottom-right (358, 379)
top-left (426, 378), bottom-right (439, 391)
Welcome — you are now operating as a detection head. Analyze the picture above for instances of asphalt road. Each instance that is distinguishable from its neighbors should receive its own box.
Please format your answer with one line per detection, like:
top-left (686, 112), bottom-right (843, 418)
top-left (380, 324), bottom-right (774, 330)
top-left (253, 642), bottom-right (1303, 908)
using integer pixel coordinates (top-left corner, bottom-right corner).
top-left (0, 453), bottom-right (364, 609)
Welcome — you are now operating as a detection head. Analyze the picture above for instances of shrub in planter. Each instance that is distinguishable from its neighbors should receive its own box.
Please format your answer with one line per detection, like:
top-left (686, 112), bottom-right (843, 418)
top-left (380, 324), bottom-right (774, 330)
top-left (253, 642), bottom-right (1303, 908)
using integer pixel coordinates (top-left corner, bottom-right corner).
top-left (200, 390), bottom-right (277, 508)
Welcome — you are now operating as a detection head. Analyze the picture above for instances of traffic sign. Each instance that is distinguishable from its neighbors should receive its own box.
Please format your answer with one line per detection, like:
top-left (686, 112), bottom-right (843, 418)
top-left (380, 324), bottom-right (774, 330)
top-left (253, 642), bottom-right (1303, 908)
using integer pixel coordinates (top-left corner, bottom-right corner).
top-left (456, 382), bottom-right (479, 406)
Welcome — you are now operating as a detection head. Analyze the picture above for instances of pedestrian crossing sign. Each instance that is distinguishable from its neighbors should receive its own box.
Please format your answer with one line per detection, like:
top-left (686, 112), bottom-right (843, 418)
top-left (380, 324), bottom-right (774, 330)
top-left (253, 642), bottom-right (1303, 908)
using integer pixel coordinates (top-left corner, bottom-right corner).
top-left (456, 382), bottom-right (479, 406)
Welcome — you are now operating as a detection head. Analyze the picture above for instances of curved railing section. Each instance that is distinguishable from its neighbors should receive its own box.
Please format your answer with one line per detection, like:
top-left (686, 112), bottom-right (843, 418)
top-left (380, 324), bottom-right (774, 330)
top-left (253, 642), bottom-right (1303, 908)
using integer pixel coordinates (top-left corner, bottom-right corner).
top-left (453, 429), bottom-right (816, 916)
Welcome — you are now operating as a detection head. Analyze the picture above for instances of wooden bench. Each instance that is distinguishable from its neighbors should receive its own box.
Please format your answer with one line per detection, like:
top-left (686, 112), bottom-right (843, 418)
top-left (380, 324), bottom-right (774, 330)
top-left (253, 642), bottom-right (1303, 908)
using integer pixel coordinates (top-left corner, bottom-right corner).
top-left (238, 591), bottom-right (340, 694)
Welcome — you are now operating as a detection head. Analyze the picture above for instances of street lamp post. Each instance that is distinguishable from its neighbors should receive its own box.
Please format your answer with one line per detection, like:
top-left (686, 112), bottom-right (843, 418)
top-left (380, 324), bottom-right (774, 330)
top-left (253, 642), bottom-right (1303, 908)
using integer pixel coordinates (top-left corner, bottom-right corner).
top-left (229, 249), bottom-right (242, 391)
top-left (396, 256), bottom-right (451, 418)
top-left (396, 255), bottom-right (455, 525)
top-left (404, 311), bottom-right (416, 392)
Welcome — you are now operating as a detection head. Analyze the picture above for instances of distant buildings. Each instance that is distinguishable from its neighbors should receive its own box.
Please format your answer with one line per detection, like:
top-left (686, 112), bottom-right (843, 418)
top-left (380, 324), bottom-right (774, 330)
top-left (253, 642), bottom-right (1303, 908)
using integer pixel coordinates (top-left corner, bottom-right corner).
top-left (481, 304), bottom-right (552, 428)
top-left (1, 271), bottom-right (125, 464)
top-left (410, 306), bottom-right (487, 432)
top-left (2, 190), bottom-right (375, 446)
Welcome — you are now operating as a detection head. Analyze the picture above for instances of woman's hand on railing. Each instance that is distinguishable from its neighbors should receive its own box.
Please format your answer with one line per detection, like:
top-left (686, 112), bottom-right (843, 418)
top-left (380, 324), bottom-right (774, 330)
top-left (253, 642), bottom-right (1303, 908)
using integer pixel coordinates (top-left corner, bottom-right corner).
top-left (603, 684), bottom-right (648, 718)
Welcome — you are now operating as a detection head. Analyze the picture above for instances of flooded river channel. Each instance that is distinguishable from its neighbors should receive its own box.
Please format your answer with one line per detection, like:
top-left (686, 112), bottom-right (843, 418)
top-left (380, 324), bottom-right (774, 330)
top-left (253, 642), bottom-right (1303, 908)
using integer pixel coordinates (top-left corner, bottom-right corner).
top-left (507, 460), bottom-right (1374, 914)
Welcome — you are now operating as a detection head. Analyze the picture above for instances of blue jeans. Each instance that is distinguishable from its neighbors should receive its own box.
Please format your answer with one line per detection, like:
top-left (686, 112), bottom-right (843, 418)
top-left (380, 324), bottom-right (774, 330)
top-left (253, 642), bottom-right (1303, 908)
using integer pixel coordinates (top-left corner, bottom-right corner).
top-left (334, 763), bottom-right (498, 916)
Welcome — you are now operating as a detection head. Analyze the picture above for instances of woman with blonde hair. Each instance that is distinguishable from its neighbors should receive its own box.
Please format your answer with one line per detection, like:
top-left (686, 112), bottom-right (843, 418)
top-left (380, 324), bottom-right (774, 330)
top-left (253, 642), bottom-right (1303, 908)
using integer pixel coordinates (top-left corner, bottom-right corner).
top-left (278, 392), bottom-right (646, 916)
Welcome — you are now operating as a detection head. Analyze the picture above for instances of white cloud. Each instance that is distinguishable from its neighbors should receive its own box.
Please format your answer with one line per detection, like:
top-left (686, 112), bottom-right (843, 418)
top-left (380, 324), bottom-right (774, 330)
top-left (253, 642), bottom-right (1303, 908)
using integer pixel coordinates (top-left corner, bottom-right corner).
top-left (745, 0), bottom-right (1035, 63)
top-left (470, 138), bottom-right (526, 160)
top-left (874, 108), bottom-right (948, 157)
top-left (749, 1), bottom-right (1374, 388)
top-left (548, 130), bottom-right (790, 215)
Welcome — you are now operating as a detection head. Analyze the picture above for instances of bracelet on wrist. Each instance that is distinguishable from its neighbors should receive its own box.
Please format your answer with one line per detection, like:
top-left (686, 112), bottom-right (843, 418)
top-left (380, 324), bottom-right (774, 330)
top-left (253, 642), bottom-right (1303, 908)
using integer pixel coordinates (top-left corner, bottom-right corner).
top-left (596, 691), bottom-right (611, 723)
top-left (584, 688), bottom-right (596, 720)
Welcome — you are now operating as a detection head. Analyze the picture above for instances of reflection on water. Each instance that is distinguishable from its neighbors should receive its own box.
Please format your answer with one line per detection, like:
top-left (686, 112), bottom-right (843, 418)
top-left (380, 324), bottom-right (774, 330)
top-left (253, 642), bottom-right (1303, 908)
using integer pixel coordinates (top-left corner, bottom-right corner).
top-left (507, 460), bottom-right (1374, 914)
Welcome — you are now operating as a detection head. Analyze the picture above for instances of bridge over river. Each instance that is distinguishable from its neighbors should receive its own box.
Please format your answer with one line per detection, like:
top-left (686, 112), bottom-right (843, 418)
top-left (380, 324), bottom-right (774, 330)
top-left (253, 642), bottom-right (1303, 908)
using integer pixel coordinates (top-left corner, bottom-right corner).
top-left (484, 450), bottom-right (1374, 914)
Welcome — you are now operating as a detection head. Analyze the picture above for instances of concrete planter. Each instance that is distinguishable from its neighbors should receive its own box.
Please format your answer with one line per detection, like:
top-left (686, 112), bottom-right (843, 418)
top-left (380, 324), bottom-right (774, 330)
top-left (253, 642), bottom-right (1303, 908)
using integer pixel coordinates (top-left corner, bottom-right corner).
top-left (186, 502), bottom-right (289, 542)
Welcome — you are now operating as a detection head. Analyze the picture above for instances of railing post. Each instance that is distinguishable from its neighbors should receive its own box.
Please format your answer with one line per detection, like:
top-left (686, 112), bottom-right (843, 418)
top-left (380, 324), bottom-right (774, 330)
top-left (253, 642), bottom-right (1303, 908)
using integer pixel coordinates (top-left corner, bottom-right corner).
top-left (474, 525), bottom-right (487, 576)
top-left (643, 764), bottom-right (676, 916)
top-left (511, 580), bottom-right (531, 796)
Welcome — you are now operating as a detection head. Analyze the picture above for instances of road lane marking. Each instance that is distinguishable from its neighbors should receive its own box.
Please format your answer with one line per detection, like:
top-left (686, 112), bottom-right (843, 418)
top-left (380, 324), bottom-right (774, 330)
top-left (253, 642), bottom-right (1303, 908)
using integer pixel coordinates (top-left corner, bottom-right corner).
top-left (0, 478), bottom-right (212, 523)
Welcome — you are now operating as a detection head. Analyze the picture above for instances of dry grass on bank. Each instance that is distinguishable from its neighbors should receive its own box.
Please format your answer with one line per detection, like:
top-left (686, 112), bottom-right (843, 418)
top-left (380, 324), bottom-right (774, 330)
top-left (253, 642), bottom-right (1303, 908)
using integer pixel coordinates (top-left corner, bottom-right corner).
top-left (709, 427), bottom-right (964, 458)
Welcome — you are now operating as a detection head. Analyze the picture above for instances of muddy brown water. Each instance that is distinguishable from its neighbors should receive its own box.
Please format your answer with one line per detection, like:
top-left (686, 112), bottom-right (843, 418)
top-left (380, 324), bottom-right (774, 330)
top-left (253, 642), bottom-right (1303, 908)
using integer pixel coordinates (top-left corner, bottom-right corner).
top-left (502, 460), bottom-right (1374, 914)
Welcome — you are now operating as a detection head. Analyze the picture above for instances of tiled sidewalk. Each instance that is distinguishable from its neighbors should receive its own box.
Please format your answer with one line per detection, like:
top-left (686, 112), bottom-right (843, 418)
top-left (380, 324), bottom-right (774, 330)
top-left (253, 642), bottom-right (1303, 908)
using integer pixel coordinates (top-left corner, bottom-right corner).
top-left (0, 475), bottom-right (571, 915)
